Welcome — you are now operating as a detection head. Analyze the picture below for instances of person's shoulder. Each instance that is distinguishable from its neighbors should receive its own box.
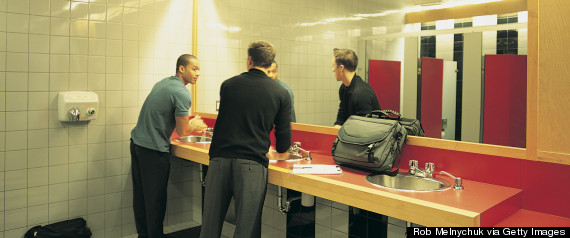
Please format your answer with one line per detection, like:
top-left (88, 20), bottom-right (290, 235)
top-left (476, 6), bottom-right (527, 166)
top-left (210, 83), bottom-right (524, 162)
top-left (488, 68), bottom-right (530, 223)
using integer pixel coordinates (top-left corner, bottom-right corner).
top-left (276, 83), bottom-right (291, 99)
top-left (277, 80), bottom-right (291, 89)
top-left (354, 75), bottom-right (366, 84)
top-left (171, 85), bottom-right (191, 100)
top-left (222, 73), bottom-right (244, 85)
top-left (354, 76), bottom-right (371, 89)
top-left (154, 76), bottom-right (171, 86)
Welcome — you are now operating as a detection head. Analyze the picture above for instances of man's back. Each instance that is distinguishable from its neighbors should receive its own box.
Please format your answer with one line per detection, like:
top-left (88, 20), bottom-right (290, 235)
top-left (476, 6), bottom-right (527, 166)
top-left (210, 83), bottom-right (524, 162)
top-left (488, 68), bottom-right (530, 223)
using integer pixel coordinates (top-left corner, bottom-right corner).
top-left (209, 69), bottom-right (292, 166)
top-left (335, 75), bottom-right (381, 125)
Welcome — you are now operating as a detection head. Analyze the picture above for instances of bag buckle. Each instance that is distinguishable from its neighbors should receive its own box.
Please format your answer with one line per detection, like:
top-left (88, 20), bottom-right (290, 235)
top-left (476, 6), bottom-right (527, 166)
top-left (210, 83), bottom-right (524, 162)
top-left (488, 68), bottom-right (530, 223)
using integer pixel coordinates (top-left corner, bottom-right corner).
top-left (367, 143), bottom-right (376, 163)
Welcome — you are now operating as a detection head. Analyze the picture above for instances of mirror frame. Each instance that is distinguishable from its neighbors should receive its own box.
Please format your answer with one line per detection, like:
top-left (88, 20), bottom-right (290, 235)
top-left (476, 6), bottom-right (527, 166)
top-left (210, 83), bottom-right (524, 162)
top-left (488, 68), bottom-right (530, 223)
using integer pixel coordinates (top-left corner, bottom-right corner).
top-left (190, 0), bottom-right (566, 164)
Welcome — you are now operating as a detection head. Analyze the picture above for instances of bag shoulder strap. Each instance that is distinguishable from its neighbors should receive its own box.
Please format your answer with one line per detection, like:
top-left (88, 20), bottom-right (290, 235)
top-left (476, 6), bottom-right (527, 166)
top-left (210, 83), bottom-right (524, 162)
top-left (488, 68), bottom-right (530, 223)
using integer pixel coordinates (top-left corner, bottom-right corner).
top-left (380, 110), bottom-right (401, 117)
top-left (384, 129), bottom-right (407, 177)
top-left (367, 110), bottom-right (402, 120)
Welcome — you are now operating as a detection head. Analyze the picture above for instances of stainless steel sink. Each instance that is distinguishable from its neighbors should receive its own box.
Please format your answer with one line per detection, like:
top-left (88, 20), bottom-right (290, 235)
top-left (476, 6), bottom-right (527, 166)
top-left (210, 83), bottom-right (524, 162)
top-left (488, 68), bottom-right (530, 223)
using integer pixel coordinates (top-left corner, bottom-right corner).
top-left (366, 174), bottom-right (451, 192)
top-left (177, 136), bottom-right (212, 143)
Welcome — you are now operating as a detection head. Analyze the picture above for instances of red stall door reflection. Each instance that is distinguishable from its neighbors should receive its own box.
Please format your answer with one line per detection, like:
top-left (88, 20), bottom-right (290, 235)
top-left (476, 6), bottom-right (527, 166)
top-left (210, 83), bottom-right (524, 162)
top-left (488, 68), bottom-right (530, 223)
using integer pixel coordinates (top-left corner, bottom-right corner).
top-left (368, 59), bottom-right (401, 112)
top-left (421, 57), bottom-right (444, 139)
top-left (483, 54), bottom-right (527, 148)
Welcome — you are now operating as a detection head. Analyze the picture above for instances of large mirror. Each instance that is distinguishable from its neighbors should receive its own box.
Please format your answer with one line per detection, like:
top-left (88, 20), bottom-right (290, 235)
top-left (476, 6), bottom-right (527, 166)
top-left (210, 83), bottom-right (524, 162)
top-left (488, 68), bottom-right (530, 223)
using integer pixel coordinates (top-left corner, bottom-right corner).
top-left (362, 14), bottom-right (527, 148)
top-left (194, 0), bottom-right (527, 148)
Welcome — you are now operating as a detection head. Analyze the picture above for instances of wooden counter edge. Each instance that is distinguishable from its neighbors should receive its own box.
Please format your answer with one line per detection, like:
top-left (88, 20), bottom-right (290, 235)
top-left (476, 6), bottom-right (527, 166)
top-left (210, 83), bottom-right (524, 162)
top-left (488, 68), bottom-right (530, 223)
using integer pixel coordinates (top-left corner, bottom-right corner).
top-left (268, 165), bottom-right (479, 227)
top-left (171, 142), bottom-right (210, 165)
top-left (171, 143), bottom-right (480, 227)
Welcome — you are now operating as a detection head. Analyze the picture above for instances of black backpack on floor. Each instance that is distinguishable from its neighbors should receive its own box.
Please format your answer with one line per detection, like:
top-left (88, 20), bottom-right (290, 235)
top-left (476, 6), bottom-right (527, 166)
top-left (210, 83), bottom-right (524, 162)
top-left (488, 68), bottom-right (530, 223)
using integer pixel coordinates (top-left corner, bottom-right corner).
top-left (24, 218), bottom-right (92, 238)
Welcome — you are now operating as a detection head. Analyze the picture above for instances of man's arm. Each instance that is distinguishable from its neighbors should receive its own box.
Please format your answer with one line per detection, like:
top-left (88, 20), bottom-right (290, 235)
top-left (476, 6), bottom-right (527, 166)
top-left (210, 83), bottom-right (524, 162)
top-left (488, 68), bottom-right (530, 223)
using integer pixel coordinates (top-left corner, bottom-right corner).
top-left (274, 93), bottom-right (292, 153)
top-left (266, 91), bottom-right (292, 161)
top-left (334, 87), bottom-right (348, 126)
top-left (175, 115), bottom-right (207, 136)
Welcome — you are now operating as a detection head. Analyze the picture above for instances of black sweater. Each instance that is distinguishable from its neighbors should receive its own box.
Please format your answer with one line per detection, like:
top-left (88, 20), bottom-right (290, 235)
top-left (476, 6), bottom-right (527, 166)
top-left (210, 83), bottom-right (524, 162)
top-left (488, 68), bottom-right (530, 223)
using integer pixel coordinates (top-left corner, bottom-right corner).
top-left (334, 75), bottom-right (381, 126)
top-left (209, 69), bottom-right (292, 167)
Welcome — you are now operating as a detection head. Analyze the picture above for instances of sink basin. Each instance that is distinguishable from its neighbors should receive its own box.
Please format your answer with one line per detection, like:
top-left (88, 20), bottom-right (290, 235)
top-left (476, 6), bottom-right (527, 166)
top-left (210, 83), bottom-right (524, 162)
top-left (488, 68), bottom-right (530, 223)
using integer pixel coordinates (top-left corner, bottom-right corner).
top-left (177, 136), bottom-right (212, 143)
top-left (366, 174), bottom-right (451, 192)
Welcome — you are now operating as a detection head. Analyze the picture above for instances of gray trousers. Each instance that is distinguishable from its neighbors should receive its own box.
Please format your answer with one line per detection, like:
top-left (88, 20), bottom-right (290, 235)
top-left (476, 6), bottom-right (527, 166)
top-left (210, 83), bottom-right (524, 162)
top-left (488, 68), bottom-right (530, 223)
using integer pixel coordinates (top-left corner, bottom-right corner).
top-left (200, 157), bottom-right (268, 238)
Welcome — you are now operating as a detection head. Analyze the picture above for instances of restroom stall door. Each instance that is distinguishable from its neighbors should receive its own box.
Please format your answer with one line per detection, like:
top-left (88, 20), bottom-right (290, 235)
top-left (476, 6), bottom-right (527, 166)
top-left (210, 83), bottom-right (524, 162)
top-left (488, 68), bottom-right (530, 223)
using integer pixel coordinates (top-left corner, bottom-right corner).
top-left (483, 54), bottom-right (527, 148)
top-left (368, 59), bottom-right (401, 111)
top-left (421, 57), bottom-right (444, 138)
top-left (442, 61), bottom-right (457, 140)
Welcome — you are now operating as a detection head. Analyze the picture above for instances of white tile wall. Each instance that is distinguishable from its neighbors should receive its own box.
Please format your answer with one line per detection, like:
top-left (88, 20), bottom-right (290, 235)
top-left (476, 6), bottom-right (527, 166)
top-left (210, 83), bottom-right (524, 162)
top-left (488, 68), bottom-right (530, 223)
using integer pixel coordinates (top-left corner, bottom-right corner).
top-left (1, 0), bottom-right (197, 237)
top-left (195, 0), bottom-right (407, 126)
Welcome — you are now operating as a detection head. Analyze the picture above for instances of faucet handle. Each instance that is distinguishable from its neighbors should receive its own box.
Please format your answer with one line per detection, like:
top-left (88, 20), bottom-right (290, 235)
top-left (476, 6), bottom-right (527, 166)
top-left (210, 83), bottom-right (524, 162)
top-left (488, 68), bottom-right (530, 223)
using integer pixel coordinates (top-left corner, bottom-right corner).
top-left (439, 171), bottom-right (463, 190)
top-left (408, 160), bottom-right (418, 175)
top-left (425, 162), bottom-right (435, 173)
top-left (409, 160), bottom-right (418, 168)
top-left (202, 127), bottom-right (214, 137)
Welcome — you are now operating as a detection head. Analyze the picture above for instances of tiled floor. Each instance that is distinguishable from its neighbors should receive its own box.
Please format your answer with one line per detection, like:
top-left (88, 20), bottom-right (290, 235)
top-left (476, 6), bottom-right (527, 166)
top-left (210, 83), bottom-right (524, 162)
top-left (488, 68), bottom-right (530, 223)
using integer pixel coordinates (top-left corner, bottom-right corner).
top-left (120, 221), bottom-right (201, 238)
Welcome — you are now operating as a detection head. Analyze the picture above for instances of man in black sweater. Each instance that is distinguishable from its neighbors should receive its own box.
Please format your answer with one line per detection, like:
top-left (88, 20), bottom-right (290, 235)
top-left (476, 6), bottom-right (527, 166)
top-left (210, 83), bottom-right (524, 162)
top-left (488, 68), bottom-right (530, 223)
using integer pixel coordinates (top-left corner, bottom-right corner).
top-left (332, 48), bottom-right (381, 127)
top-left (200, 41), bottom-right (292, 238)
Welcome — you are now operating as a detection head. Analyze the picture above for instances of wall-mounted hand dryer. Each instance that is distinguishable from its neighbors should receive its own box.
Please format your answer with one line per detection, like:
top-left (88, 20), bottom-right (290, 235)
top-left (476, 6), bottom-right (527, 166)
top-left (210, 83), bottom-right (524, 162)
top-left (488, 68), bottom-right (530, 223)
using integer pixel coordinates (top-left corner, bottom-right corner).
top-left (58, 91), bottom-right (99, 122)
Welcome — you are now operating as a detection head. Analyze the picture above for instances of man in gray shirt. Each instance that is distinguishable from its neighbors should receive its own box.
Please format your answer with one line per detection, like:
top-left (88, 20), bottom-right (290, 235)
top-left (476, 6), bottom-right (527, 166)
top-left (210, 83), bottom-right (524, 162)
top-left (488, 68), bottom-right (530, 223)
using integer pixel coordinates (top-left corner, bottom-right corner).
top-left (130, 54), bottom-right (207, 238)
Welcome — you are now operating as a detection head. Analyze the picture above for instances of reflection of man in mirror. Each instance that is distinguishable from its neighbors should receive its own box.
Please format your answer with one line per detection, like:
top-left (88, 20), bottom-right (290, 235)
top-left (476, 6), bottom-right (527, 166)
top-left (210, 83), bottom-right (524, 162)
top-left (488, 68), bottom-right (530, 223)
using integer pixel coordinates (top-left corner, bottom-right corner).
top-left (332, 48), bottom-right (381, 128)
top-left (201, 41), bottom-right (292, 238)
top-left (268, 60), bottom-right (296, 122)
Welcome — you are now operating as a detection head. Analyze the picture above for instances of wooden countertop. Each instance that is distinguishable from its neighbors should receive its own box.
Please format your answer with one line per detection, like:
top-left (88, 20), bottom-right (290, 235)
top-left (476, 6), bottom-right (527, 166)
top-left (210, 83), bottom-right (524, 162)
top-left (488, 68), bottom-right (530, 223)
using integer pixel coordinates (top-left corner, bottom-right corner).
top-left (171, 140), bottom-right (522, 227)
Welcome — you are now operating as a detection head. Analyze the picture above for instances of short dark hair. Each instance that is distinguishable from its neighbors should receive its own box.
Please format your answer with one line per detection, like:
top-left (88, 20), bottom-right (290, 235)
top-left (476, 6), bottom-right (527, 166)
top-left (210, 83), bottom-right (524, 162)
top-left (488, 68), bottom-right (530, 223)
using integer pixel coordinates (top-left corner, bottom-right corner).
top-left (176, 54), bottom-right (197, 73)
top-left (333, 48), bottom-right (358, 72)
top-left (248, 41), bottom-right (276, 68)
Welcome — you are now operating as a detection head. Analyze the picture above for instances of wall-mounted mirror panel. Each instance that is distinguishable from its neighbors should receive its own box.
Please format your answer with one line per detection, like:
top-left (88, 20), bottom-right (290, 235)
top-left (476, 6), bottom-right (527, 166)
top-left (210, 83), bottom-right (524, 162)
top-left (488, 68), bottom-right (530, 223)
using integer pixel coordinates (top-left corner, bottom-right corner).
top-left (362, 14), bottom-right (527, 148)
top-left (194, 0), bottom-right (528, 148)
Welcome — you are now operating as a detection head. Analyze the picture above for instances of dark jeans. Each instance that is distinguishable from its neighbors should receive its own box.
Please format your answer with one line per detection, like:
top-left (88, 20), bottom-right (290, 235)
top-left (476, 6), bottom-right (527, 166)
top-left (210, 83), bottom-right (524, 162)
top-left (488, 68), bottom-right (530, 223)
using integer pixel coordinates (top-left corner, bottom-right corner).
top-left (130, 140), bottom-right (170, 238)
top-left (200, 157), bottom-right (268, 238)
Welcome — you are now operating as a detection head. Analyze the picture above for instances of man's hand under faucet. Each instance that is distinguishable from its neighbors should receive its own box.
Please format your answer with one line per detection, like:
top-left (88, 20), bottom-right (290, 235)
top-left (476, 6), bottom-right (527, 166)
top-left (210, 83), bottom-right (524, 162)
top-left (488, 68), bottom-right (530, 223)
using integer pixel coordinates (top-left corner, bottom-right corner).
top-left (189, 115), bottom-right (207, 132)
top-left (266, 146), bottom-right (290, 161)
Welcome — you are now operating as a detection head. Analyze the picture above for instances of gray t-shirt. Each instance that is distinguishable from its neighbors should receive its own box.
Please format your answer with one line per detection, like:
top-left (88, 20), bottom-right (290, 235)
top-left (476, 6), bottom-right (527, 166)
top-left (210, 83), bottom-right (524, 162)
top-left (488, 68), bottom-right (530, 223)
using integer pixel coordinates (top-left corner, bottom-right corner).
top-left (131, 76), bottom-right (191, 152)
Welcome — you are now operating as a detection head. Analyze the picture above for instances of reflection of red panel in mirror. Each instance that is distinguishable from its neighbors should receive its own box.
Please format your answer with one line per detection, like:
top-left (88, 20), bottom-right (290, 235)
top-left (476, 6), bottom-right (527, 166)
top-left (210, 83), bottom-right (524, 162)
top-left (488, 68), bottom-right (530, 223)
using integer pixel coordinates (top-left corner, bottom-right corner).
top-left (368, 59), bottom-right (401, 111)
top-left (421, 57), bottom-right (444, 138)
top-left (483, 55), bottom-right (527, 148)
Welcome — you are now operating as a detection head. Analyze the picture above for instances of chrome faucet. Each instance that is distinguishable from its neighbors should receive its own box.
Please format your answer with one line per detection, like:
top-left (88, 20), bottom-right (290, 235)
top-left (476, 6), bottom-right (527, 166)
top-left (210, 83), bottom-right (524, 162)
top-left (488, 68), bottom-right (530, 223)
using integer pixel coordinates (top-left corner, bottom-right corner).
top-left (202, 127), bottom-right (214, 138)
top-left (439, 171), bottom-right (464, 190)
top-left (290, 142), bottom-right (311, 160)
top-left (408, 160), bottom-right (424, 176)
top-left (408, 160), bottom-right (435, 178)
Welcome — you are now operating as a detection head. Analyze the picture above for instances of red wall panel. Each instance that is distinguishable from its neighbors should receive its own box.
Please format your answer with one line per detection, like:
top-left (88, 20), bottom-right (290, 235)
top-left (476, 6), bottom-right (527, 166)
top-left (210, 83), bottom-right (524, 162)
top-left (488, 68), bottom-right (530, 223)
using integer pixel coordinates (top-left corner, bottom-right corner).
top-left (399, 145), bottom-right (522, 189)
top-left (368, 59), bottom-right (401, 111)
top-left (483, 55), bottom-right (527, 148)
top-left (421, 57), bottom-right (443, 138)
top-left (521, 160), bottom-right (570, 218)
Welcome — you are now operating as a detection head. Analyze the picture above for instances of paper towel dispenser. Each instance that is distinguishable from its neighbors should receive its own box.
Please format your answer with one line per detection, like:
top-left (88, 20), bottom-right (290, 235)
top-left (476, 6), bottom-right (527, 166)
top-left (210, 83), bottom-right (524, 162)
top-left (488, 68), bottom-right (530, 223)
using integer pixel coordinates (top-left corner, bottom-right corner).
top-left (58, 91), bottom-right (99, 122)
